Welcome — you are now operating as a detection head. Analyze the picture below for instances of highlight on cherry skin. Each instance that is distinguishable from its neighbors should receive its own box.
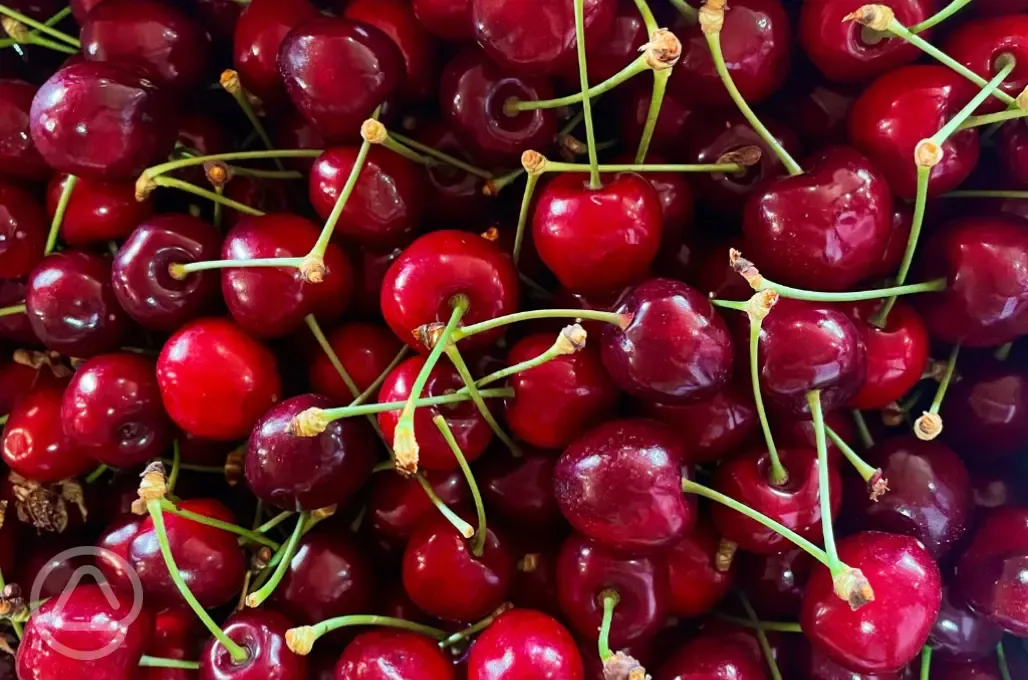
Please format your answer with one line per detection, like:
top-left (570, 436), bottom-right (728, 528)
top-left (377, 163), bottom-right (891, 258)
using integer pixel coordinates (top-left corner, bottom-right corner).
top-left (3, 0), bottom-right (1028, 679)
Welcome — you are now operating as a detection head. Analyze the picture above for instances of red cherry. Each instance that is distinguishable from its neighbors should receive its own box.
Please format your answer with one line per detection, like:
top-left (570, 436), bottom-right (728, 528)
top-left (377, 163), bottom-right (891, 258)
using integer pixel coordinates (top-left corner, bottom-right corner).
top-left (616, 80), bottom-right (696, 158)
top-left (97, 513), bottom-right (146, 595)
top-left (46, 173), bottom-right (153, 247)
top-left (367, 467), bottom-right (468, 553)
top-left (0, 178), bottom-right (46, 279)
top-left (413, 0), bottom-right (472, 41)
top-left (845, 301), bottom-right (930, 410)
top-left (654, 633), bottom-right (769, 680)
top-left (337, 629), bottom-right (455, 680)
top-left (173, 113), bottom-right (231, 186)
top-left (271, 107), bottom-right (326, 174)
top-left (307, 322), bottom-right (402, 403)
top-left (232, 0), bottom-right (320, 106)
top-left (943, 15), bottom-right (1028, 114)
top-left (467, 609), bottom-right (584, 680)
top-left (996, 119), bottom-right (1028, 188)
top-left (956, 506), bottom-right (1028, 636)
top-left (198, 609), bottom-right (308, 680)
top-left (667, 518), bottom-right (735, 618)
top-left (977, 0), bottom-right (1028, 15)
top-left (773, 409), bottom-right (858, 467)
top-left (478, 447), bottom-right (561, 530)
top-left (156, 317), bottom-right (281, 441)
top-left (0, 79), bottom-right (48, 182)
top-left (350, 245), bottom-right (402, 317)
top-left (139, 608), bottom-right (200, 680)
top-left (0, 278), bottom-right (38, 344)
top-left (410, 119), bottom-right (491, 227)
top-left (559, 0), bottom-right (646, 87)
top-left (930, 586), bottom-right (1005, 663)
top-left (738, 547), bottom-right (815, 619)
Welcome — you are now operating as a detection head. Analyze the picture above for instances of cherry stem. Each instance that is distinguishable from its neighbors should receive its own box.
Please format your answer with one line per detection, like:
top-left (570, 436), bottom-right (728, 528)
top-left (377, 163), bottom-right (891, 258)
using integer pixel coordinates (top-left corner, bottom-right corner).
top-left (154, 175), bottom-right (265, 215)
top-left (220, 70), bottom-right (284, 171)
top-left (444, 344), bottom-right (522, 457)
top-left (636, 68), bottom-right (671, 164)
top-left (920, 646), bottom-right (932, 680)
top-left (43, 175), bottom-right (76, 255)
top-left (871, 166), bottom-right (931, 328)
top-left (0, 565), bottom-right (23, 639)
top-left (439, 604), bottom-right (512, 649)
top-left (486, 168), bottom-right (526, 196)
top-left (507, 55), bottom-right (649, 113)
top-left (909, 0), bottom-right (972, 33)
top-left (538, 160), bottom-right (747, 174)
top-left (169, 257), bottom-right (303, 279)
top-left (158, 499), bottom-right (280, 550)
top-left (2, 26), bottom-right (77, 54)
top-left (375, 134), bottom-right (435, 167)
top-left (756, 277), bottom-right (946, 303)
top-left (143, 150), bottom-right (324, 184)
top-left (387, 131), bottom-right (492, 180)
top-left (83, 464), bottom-right (109, 484)
top-left (825, 426), bottom-right (876, 483)
top-left (737, 592), bottom-right (784, 680)
top-left (254, 510), bottom-right (293, 535)
top-left (750, 319), bottom-right (787, 485)
top-left (940, 58), bottom-right (1018, 144)
top-left (350, 346), bottom-right (409, 407)
top-left (414, 473), bottom-right (476, 539)
top-left (0, 5), bottom-right (80, 46)
top-left (807, 390), bottom-right (844, 577)
top-left (573, 0), bottom-right (601, 189)
top-left (597, 590), bottom-right (620, 662)
top-left (511, 173), bottom-right (539, 267)
top-left (925, 344), bottom-right (960, 418)
top-left (139, 656), bottom-right (200, 670)
top-left (286, 616), bottom-right (448, 655)
top-left (959, 107), bottom-right (1028, 129)
top-left (995, 342), bottom-right (1013, 362)
top-left (714, 613), bottom-right (802, 634)
top-left (668, 0), bottom-right (698, 22)
top-left (245, 511), bottom-right (309, 608)
top-left (453, 309), bottom-right (630, 341)
top-left (297, 388), bottom-right (512, 423)
top-left (145, 499), bottom-right (249, 664)
top-left (0, 304), bottom-right (25, 317)
top-left (166, 440), bottom-right (181, 495)
top-left (852, 410), bottom-right (875, 448)
top-left (433, 414), bottom-right (487, 556)
top-left (997, 641), bottom-right (1012, 680)
top-left (0, 414), bottom-right (9, 427)
top-left (0, 6), bottom-right (69, 48)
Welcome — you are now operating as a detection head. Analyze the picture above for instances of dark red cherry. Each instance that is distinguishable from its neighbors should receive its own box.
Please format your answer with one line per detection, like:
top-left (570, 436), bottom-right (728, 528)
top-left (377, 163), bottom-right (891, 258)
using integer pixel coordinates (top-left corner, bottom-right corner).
top-left (977, 0), bottom-right (1028, 15)
top-left (16, 584), bottom-right (154, 680)
top-left (558, 0), bottom-right (646, 87)
top-left (849, 65), bottom-right (979, 199)
top-left (16, 530), bottom-right (93, 602)
top-left (956, 506), bottom-right (1028, 636)
top-left (377, 356), bottom-right (493, 471)
top-left (247, 393), bottom-right (377, 511)
top-left (157, 317), bottom-right (281, 441)
top-left (614, 153), bottom-right (694, 273)
top-left (308, 321), bottom-right (403, 403)
top-left (232, 0), bottom-right (320, 106)
top-left (799, 0), bottom-right (930, 83)
top-left (409, 119), bottom-right (491, 227)
top-left (1, 383), bottom-right (92, 484)
top-left (773, 78), bottom-right (859, 151)
top-left (309, 146), bottom-right (424, 246)
top-left (601, 278), bottom-right (734, 404)
top-left (0, 79), bottom-right (48, 182)
top-left (845, 301), bottom-right (930, 411)
top-left (337, 629), bottom-right (455, 680)
top-left (617, 80), bottom-right (696, 158)
top-left (533, 172), bottom-right (662, 295)
top-left (194, 0), bottom-right (242, 42)
top-left (478, 447), bottom-right (561, 529)
top-left (26, 251), bottom-right (130, 358)
top-left (655, 634), bottom-right (768, 680)
top-left (0, 359), bottom-right (61, 415)
top-left (69, 0), bottom-right (105, 22)
top-left (802, 531), bottom-right (943, 674)
top-left (931, 654), bottom-right (1028, 680)
top-left (739, 547), bottom-right (814, 619)
top-left (271, 108), bottom-right (326, 174)
top-left (997, 119), bottom-right (1028, 188)
top-left (667, 518), bottom-right (735, 618)
top-left (279, 17), bottom-right (406, 143)
top-left (712, 447), bottom-right (841, 554)
top-left (556, 532), bottom-right (669, 647)
top-left (742, 146), bottom-right (893, 291)
top-left (930, 586), bottom-right (1005, 663)
top-left (221, 213), bottom-right (353, 338)
top-left (199, 609), bottom-right (308, 680)
top-left (139, 607), bottom-right (199, 680)
top-left (222, 176), bottom-right (291, 230)
top-left (671, 0), bottom-right (791, 107)
top-left (61, 352), bottom-right (172, 469)
top-left (944, 15), bottom-right (1028, 114)
top-left (367, 467), bottom-right (468, 552)
top-left (402, 511), bottom-right (514, 621)
top-left (413, 0), bottom-right (472, 41)
top-left (0, 278), bottom-right (37, 344)
top-left (467, 609), bottom-right (583, 680)
top-left (381, 229), bottom-right (520, 351)
top-left (30, 60), bottom-right (178, 183)
top-left (795, 636), bottom-right (912, 680)
top-left (112, 214), bottom-right (223, 332)
top-left (173, 113), bottom-right (231, 186)
top-left (439, 48), bottom-right (558, 167)
top-left (0, 178), bottom-right (46, 279)
top-left (47, 173), bottom-right (153, 247)
top-left (81, 0), bottom-right (212, 93)
top-left (350, 245), bottom-right (402, 317)
top-left (553, 418), bottom-right (693, 554)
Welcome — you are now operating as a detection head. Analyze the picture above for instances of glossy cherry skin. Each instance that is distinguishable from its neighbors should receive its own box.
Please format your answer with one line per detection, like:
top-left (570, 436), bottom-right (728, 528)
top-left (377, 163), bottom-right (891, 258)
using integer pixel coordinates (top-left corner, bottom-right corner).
top-left (944, 15), bottom-right (1028, 115)
top-left (0, 178), bottom-right (46, 279)
top-left (671, 0), bottom-right (791, 107)
top-left (478, 447), bottom-right (561, 529)
top-left (309, 146), bottom-right (424, 246)
top-left (16, 584), bottom-right (154, 680)
top-left (247, 394), bottom-right (377, 511)
top-left (199, 609), bottom-right (308, 680)
top-left (157, 317), bottom-right (281, 440)
top-left (233, 0), bottom-right (320, 105)
top-left (0, 79), bottom-right (48, 181)
top-left (802, 531), bottom-right (943, 674)
top-left (799, 0), bottom-right (930, 83)
top-left (112, 214), bottom-right (223, 332)
top-left (667, 518), bottom-right (735, 618)
top-left (655, 634), bottom-right (768, 680)
top-left (743, 146), bottom-right (893, 291)
top-left (940, 356), bottom-right (1028, 466)
top-left (845, 301), bottom-right (930, 410)
top-left (930, 586), bottom-right (1005, 663)
top-left (337, 630), bottom-right (455, 680)
top-left (956, 506), bottom-right (1028, 636)
top-left (713, 447), bottom-right (841, 554)
top-left (138, 607), bottom-right (200, 680)
top-left (222, 213), bottom-right (353, 338)
top-left (617, 81), bottom-right (696, 160)
top-left (81, 0), bottom-right (212, 93)
top-left (60, 352), bottom-right (172, 469)
top-left (381, 229), bottom-right (520, 351)
top-left (47, 173), bottom-right (152, 247)
top-left (402, 512), bottom-right (514, 622)
top-left (849, 65), bottom-right (979, 199)
top-left (467, 609), bottom-right (583, 680)
top-left (739, 547), bottom-right (814, 619)
top-left (308, 322), bottom-right (403, 403)
top-left (279, 17), bottom-right (405, 143)
top-left (2, 383), bottom-right (93, 483)
top-left (439, 48), bottom-right (557, 167)
top-left (556, 532), bottom-right (669, 647)
top-left (30, 60), bottom-right (178, 183)
top-left (27, 251), bottom-right (130, 358)
top-left (367, 467), bottom-right (468, 552)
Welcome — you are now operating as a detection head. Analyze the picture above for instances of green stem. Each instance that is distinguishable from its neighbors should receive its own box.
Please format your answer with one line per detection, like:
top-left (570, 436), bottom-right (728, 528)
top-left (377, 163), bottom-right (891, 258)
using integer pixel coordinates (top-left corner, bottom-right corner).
top-left (44, 175), bottom-right (76, 255)
top-left (166, 440), bottom-right (181, 495)
top-left (631, 0), bottom-right (658, 33)
top-left (826, 426), bottom-right (876, 483)
top-left (0, 304), bottom-right (25, 317)
top-left (759, 277), bottom-right (946, 303)
top-left (153, 175), bottom-right (265, 215)
top-left (389, 132), bottom-right (493, 180)
top-left (84, 464), bottom-right (109, 484)
top-left (711, 299), bottom-right (748, 312)
top-left (597, 590), bottom-right (619, 662)
top-left (170, 257), bottom-right (303, 278)
top-left (486, 168), bottom-right (526, 195)
top-left (574, 0), bottom-right (600, 189)
top-left (11, 32), bottom-right (77, 53)
top-left (377, 135), bottom-right (438, 167)
top-left (997, 641), bottom-right (1012, 680)
top-left (444, 345), bottom-right (521, 457)
top-left (935, 58), bottom-right (1017, 144)
top-left (224, 80), bottom-right (283, 171)
top-left (738, 593), bottom-right (783, 680)
top-left (254, 511), bottom-right (293, 535)
top-left (0, 5), bottom-right (69, 47)
top-left (297, 616), bottom-right (447, 652)
top-left (228, 166), bottom-right (303, 180)
top-left (507, 56), bottom-right (649, 112)
top-left (159, 499), bottom-right (280, 550)
top-left (668, 0), bottom-right (698, 22)
top-left (853, 410), bottom-right (874, 449)
top-left (142, 150), bottom-right (324, 183)
top-left (415, 473), bottom-right (476, 539)
top-left (139, 657), bottom-right (200, 670)
top-left (635, 68), bottom-right (671, 164)
top-left (313, 388), bottom-right (512, 422)
top-left (453, 309), bottom-right (629, 342)
top-left (245, 512), bottom-right (308, 607)
top-left (350, 346), bottom-right (409, 407)
top-left (750, 320), bottom-right (787, 485)
top-left (0, 414), bottom-right (8, 426)
top-left (959, 108), bottom-right (1028, 130)
top-left (926, 344), bottom-right (960, 417)
top-left (920, 646), bottom-right (931, 680)
top-left (512, 173), bottom-right (540, 266)
top-left (995, 342), bottom-right (1013, 362)
top-left (713, 614), bottom-right (802, 633)
top-left (0, 5), bottom-right (80, 46)
top-left (539, 161), bottom-right (746, 174)
top-left (212, 185), bottom-right (224, 230)
top-left (439, 606), bottom-right (511, 648)
top-left (433, 415), bottom-right (487, 556)
top-left (807, 390), bottom-right (843, 576)
top-left (909, 0), bottom-right (973, 33)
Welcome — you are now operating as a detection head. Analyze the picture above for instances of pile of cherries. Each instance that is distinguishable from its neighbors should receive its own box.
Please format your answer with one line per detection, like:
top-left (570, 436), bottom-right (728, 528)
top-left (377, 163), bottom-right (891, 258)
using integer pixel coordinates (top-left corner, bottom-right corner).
top-left (2, 0), bottom-right (1028, 678)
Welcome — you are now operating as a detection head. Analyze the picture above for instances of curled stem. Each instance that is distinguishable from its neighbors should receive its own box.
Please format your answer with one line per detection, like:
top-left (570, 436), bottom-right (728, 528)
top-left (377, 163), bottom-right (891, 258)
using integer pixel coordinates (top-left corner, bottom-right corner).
top-left (44, 175), bottom-right (76, 255)
top-left (245, 512), bottom-right (309, 608)
top-left (444, 344), bottom-right (522, 458)
top-left (433, 415), bottom-right (487, 556)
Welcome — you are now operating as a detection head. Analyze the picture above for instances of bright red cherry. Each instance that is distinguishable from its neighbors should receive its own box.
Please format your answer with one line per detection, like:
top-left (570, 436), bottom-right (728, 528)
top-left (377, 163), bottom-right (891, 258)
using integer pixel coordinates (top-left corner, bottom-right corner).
top-left (198, 609), bottom-right (308, 680)
top-left (367, 467), bottom-right (468, 553)
top-left (232, 0), bottom-right (320, 106)
top-left (467, 609), bottom-right (584, 680)
top-left (0, 79), bottom-right (48, 182)
top-left (667, 518), bottom-right (736, 618)
top-left (46, 173), bottom-right (152, 247)
top-left (845, 301), bottom-right (930, 410)
top-left (307, 322), bottom-right (403, 403)
top-left (156, 317), bottom-right (281, 441)
top-left (2, 383), bottom-right (93, 483)
top-left (802, 531), bottom-right (943, 674)
top-left (739, 547), bottom-right (814, 619)
top-left (478, 447), bottom-right (561, 530)
top-left (0, 178), bottom-right (46, 279)
top-left (930, 586), bottom-right (1005, 663)
top-left (944, 15), bottom-right (1028, 114)
top-left (337, 629), bottom-right (455, 680)
top-left (956, 506), bottom-right (1028, 636)
top-left (655, 634), bottom-right (768, 680)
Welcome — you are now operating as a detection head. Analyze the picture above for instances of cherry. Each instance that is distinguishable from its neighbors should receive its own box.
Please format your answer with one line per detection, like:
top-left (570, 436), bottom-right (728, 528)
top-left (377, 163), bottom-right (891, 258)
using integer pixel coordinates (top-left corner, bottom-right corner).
top-left (26, 250), bottom-right (130, 357)
top-left (467, 609), bottom-right (584, 680)
top-left (798, 0), bottom-right (930, 83)
top-left (337, 629), bottom-right (455, 680)
top-left (194, 0), bottom-right (242, 43)
top-left (713, 447), bottom-right (841, 554)
top-left (0, 359), bottom-right (61, 415)
top-left (742, 146), bottom-right (894, 291)
top-left (97, 513), bottom-right (145, 595)
top-left (410, 119), bottom-right (491, 227)
top-left (773, 78), bottom-right (859, 151)
top-left (560, 0), bottom-right (645, 86)
top-left (849, 65), bottom-right (979, 199)
top-left (739, 546), bottom-right (815, 618)
top-left (0, 178), bottom-right (46, 279)
top-left (654, 633), bottom-right (768, 680)
top-left (930, 586), bottom-right (1005, 663)
top-left (309, 145), bottom-right (425, 246)
top-left (772, 409), bottom-right (856, 469)
top-left (845, 301), bottom-right (930, 411)
top-left (944, 14), bottom-right (1028, 114)
top-left (16, 584), bottom-right (155, 680)
top-left (381, 229), bottom-right (520, 351)
top-left (61, 352), bottom-right (172, 469)
top-left (795, 637), bottom-right (912, 680)
top-left (17, 531), bottom-right (93, 600)
top-left (139, 607), bottom-right (200, 680)
top-left (556, 532), bottom-right (669, 647)
top-left (221, 213), bottom-right (353, 338)
top-left (666, 518), bottom-right (735, 618)
top-left (232, 0), bottom-right (320, 106)
top-left (977, 0), bottom-right (1028, 15)
top-left (955, 506), bottom-right (1028, 636)
top-left (478, 447), bottom-right (561, 530)
top-left (173, 113), bottom-right (231, 186)
top-left (508, 537), bottom-right (562, 616)
top-left (617, 81), bottom-right (696, 158)
top-left (30, 60), bottom-right (178, 183)
top-left (222, 177), bottom-right (291, 230)
top-left (412, 0), bottom-right (472, 41)
top-left (0, 79), bottom-right (48, 182)
top-left (402, 511), bottom-right (514, 621)
top-left (271, 108), bottom-right (326, 174)
top-left (438, 48), bottom-right (558, 167)
top-left (350, 245), bottom-right (402, 318)
top-left (307, 321), bottom-right (402, 402)
top-left (81, 0), bottom-right (211, 94)
top-left (367, 467), bottom-right (468, 553)
top-left (671, 0), bottom-right (791, 107)
top-left (802, 531), bottom-right (943, 674)
top-left (46, 173), bottom-right (153, 247)
top-left (157, 317), bottom-right (281, 441)
top-left (553, 418), bottom-right (693, 553)
top-left (198, 609), bottom-right (308, 680)
top-left (247, 393), bottom-right (377, 511)
top-left (279, 17), bottom-right (406, 143)
top-left (931, 654), bottom-right (1028, 680)
top-left (69, 0), bottom-right (105, 23)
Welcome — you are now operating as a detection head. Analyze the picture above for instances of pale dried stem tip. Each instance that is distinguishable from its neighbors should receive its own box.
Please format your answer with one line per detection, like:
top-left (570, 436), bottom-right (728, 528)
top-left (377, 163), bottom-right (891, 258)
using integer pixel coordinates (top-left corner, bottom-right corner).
top-left (1016, 86), bottom-right (1028, 111)
top-left (224, 447), bottom-right (245, 487)
top-left (699, 0), bottom-right (726, 36)
top-left (416, 322), bottom-right (448, 351)
top-left (311, 504), bottom-right (337, 522)
top-left (204, 161), bottom-right (231, 189)
top-left (360, 119), bottom-right (387, 144)
top-left (881, 401), bottom-right (904, 427)
top-left (480, 227), bottom-right (500, 242)
top-left (219, 69), bottom-right (242, 96)
top-left (131, 461), bottom-right (167, 514)
top-left (603, 651), bottom-right (652, 680)
top-left (642, 28), bottom-right (682, 70)
top-left (135, 173), bottom-right (157, 202)
top-left (718, 146), bottom-right (762, 172)
top-left (868, 469), bottom-right (889, 502)
top-left (842, 4), bottom-right (895, 32)
top-left (518, 553), bottom-right (540, 572)
top-left (914, 139), bottom-right (944, 168)
top-left (745, 290), bottom-right (779, 323)
top-left (833, 567), bottom-right (875, 610)
top-left (393, 425), bottom-right (420, 477)
top-left (730, 249), bottom-right (765, 290)
top-left (252, 546), bottom-right (273, 571)
top-left (1, 18), bottom-right (29, 42)
top-left (914, 412), bottom-right (942, 440)
top-left (555, 324), bottom-right (588, 355)
top-left (714, 538), bottom-right (738, 573)
top-left (521, 150), bottom-right (548, 176)
top-left (285, 626), bottom-right (316, 655)
top-left (289, 407), bottom-right (330, 437)
top-left (299, 255), bottom-right (326, 284)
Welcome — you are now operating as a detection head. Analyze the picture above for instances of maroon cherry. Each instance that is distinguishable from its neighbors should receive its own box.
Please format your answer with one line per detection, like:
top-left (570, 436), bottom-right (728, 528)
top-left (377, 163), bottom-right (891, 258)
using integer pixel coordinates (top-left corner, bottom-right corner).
top-left (0, 178), bottom-right (46, 279)
top-left (557, 0), bottom-right (646, 87)
top-left (845, 301), bottom-right (930, 411)
top-left (956, 506), bottom-right (1028, 636)
top-left (617, 80), bottom-right (696, 158)
top-left (0, 278), bottom-right (37, 344)
top-left (413, 0), bottom-right (473, 41)
top-left (193, 0), bottom-right (242, 42)
top-left (0, 79), bottom-right (48, 182)
top-left (467, 609), bottom-right (584, 680)
top-left (308, 322), bottom-right (403, 403)
top-left (173, 113), bottom-right (231, 187)
top-left (271, 108), bottom-right (326, 174)
top-left (46, 173), bottom-right (153, 247)
top-left (478, 447), bottom-right (561, 530)
top-left (139, 607), bottom-right (199, 680)
top-left (367, 467), bottom-right (468, 553)
top-left (932, 655), bottom-right (1028, 680)
top-left (614, 152), bottom-right (694, 273)
top-left (667, 518), bottom-right (735, 618)
top-left (553, 418), bottom-right (693, 554)
top-left (350, 245), bottom-right (402, 317)
top-left (739, 547), bottom-right (814, 619)
top-left (30, 60), bottom-right (178, 183)
top-left (279, 17), bottom-right (406, 143)
top-left (222, 176), bottom-right (291, 230)
top-left (997, 119), bottom-right (1028, 188)
top-left (0, 358), bottom-right (62, 416)
top-left (337, 629), bottom-right (455, 680)
top-left (772, 78), bottom-right (859, 151)
top-left (0, 383), bottom-right (92, 484)
top-left (795, 637), bottom-right (912, 680)
top-left (655, 634), bottom-right (768, 680)
top-left (930, 586), bottom-right (1005, 663)
top-left (802, 531), bottom-right (943, 674)
top-left (944, 15), bottom-right (1028, 114)
top-left (232, 0), bottom-right (320, 106)
top-left (246, 393), bottom-right (377, 511)
top-left (199, 609), bottom-right (308, 680)
top-left (774, 406), bottom-right (858, 468)
top-left (409, 118), bottom-right (491, 227)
